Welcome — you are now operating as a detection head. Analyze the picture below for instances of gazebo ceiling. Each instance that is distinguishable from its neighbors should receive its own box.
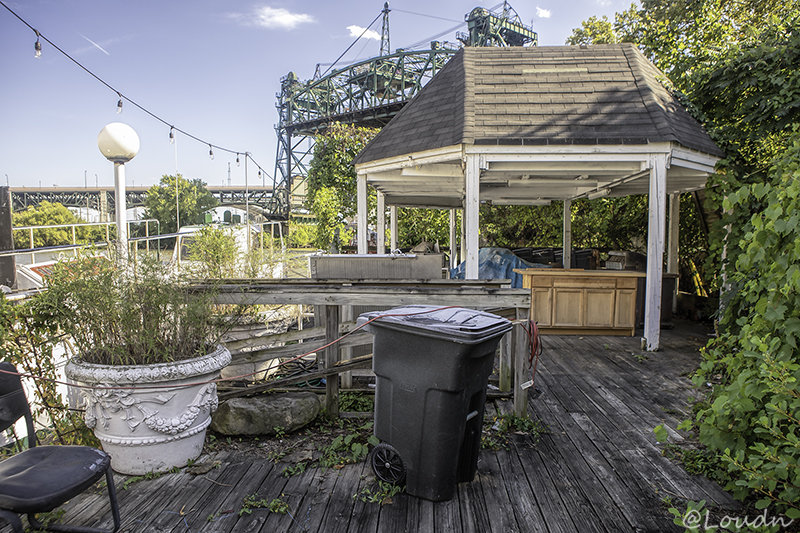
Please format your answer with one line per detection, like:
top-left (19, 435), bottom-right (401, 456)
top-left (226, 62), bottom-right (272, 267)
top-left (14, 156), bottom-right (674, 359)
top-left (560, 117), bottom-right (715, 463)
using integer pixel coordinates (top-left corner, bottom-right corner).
top-left (360, 143), bottom-right (718, 208)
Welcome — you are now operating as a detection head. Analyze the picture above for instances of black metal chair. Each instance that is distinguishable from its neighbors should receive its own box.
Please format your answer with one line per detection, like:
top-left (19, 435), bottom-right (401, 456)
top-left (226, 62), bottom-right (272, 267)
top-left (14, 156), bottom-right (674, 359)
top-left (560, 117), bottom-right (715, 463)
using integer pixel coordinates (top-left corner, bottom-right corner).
top-left (0, 362), bottom-right (120, 532)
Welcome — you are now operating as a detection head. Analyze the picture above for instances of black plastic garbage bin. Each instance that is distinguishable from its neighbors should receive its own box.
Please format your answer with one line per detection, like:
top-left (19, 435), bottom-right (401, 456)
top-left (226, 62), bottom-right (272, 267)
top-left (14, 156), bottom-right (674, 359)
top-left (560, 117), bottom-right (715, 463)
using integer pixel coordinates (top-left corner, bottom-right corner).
top-left (357, 305), bottom-right (512, 501)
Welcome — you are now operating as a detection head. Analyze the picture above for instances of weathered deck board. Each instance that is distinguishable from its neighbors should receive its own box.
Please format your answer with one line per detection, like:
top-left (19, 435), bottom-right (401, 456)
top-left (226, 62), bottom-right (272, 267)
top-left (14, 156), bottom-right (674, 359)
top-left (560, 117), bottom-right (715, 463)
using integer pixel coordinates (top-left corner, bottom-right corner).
top-left (3, 321), bottom-right (740, 533)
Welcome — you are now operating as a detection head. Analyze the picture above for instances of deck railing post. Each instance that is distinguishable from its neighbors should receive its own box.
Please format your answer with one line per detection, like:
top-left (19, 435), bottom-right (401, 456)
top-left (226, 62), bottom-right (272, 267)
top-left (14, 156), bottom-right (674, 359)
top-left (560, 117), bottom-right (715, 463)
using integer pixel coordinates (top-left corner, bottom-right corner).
top-left (499, 331), bottom-right (512, 392)
top-left (324, 304), bottom-right (340, 418)
top-left (341, 305), bottom-right (354, 389)
top-left (513, 307), bottom-right (530, 418)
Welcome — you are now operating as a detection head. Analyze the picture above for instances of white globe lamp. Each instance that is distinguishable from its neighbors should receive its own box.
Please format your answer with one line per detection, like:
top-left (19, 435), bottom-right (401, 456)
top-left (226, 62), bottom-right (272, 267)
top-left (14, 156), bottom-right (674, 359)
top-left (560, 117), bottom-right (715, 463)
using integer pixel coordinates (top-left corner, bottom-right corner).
top-left (98, 123), bottom-right (139, 262)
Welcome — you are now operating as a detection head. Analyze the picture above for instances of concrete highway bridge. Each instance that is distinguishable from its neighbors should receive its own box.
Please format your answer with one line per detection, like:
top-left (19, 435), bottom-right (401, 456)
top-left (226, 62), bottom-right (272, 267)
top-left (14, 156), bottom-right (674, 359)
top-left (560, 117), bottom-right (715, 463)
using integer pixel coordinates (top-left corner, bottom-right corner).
top-left (10, 185), bottom-right (275, 218)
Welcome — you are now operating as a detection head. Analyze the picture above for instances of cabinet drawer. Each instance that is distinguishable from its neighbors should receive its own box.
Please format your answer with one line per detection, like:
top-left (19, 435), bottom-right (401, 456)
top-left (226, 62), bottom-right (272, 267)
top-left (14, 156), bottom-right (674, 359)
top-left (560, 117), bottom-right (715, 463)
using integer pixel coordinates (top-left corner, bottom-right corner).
top-left (531, 276), bottom-right (554, 288)
top-left (553, 277), bottom-right (615, 289)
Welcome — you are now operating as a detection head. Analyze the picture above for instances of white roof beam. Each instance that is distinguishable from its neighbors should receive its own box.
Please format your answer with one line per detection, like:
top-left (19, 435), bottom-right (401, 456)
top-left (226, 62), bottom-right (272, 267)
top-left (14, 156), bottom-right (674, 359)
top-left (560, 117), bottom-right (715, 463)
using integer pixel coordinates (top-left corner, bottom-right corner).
top-left (487, 161), bottom-right (641, 172)
top-left (400, 163), bottom-right (462, 178)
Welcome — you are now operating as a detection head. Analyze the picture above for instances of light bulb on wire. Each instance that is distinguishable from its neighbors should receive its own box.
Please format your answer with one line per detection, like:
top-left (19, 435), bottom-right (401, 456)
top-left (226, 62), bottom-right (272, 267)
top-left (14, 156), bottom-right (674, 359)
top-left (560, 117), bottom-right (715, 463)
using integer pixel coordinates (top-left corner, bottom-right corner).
top-left (34, 32), bottom-right (42, 58)
top-left (209, 145), bottom-right (214, 160)
top-left (236, 154), bottom-right (240, 167)
top-left (116, 93), bottom-right (123, 114)
top-left (169, 127), bottom-right (175, 144)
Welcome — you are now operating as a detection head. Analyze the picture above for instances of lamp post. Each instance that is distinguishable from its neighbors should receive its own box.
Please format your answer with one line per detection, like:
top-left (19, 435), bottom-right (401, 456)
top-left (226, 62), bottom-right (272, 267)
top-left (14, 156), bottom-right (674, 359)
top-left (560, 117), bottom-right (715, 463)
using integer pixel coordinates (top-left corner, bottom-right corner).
top-left (97, 123), bottom-right (139, 263)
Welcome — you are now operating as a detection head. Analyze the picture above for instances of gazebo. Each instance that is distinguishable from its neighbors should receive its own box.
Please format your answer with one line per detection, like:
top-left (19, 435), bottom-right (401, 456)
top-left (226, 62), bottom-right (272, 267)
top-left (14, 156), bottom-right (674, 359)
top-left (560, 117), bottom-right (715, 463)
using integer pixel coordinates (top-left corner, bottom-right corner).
top-left (353, 44), bottom-right (723, 351)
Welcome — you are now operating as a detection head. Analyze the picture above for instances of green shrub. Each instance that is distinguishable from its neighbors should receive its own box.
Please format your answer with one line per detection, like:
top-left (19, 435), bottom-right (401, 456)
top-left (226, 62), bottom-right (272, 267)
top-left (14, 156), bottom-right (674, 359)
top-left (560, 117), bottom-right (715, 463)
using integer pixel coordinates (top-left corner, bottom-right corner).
top-left (693, 130), bottom-right (800, 518)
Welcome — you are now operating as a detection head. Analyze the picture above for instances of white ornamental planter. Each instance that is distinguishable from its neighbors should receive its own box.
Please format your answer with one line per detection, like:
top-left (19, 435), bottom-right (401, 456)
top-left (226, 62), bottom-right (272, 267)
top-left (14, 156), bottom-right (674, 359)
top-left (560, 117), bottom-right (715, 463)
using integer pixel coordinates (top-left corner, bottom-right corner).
top-left (65, 345), bottom-right (231, 475)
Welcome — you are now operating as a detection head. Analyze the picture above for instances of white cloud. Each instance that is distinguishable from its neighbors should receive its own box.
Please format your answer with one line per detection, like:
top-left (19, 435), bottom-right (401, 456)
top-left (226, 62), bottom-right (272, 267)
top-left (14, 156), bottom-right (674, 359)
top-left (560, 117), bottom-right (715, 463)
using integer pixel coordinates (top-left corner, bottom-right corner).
top-left (347, 25), bottom-right (381, 40)
top-left (72, 35), bottom-right (129, 56)
top-left (536, 6), bottom-right (551, 18)
top-left (229, 6), bottom-right (315, 30)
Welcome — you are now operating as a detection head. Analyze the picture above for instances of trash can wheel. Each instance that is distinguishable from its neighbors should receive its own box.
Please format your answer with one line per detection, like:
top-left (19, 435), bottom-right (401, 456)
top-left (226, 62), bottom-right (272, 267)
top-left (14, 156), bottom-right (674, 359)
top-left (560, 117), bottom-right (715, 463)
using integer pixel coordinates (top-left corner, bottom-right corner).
top-left (371, 443), bottom-right (406, 485)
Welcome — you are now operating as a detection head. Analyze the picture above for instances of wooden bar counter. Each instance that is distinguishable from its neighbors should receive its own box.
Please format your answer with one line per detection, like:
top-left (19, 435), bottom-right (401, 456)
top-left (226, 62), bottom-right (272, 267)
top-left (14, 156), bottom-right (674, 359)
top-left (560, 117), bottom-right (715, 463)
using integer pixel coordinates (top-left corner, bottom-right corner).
top-left (514, 269), bottom-right (647, 336)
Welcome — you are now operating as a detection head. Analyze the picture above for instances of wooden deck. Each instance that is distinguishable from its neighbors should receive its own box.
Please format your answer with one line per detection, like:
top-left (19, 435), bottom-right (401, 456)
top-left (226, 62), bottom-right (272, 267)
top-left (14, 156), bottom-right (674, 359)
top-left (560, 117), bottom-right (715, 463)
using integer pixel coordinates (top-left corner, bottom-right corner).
top-left (14, 320), bottom-right (738, 533)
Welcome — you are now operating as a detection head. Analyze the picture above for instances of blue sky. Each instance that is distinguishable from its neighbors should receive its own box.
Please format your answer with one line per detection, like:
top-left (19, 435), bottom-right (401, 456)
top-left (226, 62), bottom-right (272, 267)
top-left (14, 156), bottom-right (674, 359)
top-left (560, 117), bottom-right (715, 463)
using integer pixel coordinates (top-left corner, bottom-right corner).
top-left (0, 0), bottom-right (632, 190)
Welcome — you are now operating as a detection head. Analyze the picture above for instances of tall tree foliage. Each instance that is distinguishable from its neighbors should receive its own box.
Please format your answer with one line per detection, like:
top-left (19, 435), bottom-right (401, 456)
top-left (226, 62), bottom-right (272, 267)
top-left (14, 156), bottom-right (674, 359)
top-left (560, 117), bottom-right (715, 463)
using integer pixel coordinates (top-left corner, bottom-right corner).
top-left (695, 131), bottom-right (800, 517)
top-left (306, 123), bottom-right (378, 249)
top-left (480, 197), bottom-right (649, 252)
top-left (12, 201), bottom-right (103, 249)
top-left (306, 123), bottom-right (458, 251)
top-left (143, 174), bottom-right (218, 234)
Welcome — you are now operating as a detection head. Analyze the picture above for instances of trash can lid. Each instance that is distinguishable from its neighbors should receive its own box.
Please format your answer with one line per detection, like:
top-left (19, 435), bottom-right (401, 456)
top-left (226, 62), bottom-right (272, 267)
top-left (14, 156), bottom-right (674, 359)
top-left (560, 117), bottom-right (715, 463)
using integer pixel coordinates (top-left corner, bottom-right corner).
top-left (357, 305), bottom-right (512, 343)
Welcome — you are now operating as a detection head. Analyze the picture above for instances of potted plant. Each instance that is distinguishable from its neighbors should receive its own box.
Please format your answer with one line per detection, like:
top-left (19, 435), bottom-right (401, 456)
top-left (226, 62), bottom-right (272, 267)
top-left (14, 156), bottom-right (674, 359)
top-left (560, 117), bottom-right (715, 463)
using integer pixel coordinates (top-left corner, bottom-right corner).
top-left (44, 253), bottom-right (232, 475)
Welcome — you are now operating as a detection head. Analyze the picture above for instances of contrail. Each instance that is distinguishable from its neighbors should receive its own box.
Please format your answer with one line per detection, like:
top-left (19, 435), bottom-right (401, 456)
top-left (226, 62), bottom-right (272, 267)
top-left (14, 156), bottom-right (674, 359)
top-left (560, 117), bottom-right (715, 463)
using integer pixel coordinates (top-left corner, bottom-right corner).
top-left (77, 32), bottom-right (110, 55)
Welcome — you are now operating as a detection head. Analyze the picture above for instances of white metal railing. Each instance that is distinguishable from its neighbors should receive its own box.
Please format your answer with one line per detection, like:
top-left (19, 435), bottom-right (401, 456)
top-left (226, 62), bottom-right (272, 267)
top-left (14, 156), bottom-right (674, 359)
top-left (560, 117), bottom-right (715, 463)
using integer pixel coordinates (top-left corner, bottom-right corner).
top-left (10, 220), bottom-right (160, 263)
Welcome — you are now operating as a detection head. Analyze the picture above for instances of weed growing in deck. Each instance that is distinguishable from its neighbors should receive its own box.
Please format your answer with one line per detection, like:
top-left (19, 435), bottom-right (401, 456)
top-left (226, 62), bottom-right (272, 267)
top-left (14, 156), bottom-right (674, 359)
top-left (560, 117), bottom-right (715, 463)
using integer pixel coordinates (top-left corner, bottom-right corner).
top-left (338, 391), bottom-right (374, 412)
top-left (354, 481), bottom-right (405, 505)
top-left (482, 413), bottom-right (547, 450)
top-left (121, 467), bottom-right (180, 490)
top-left (276, 417), bottom-right (380, 477)
top-left (238, 493), bottom-right (289, 516)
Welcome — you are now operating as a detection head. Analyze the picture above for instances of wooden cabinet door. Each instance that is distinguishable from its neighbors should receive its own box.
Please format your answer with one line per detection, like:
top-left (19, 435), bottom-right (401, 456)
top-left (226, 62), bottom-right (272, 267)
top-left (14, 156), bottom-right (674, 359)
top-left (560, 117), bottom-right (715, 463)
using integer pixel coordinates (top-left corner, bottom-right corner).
top-left (552, 288), bottom-right (583, 327)
top-left (614, 289), bottom-right (637, 329)
top-left (531, 288), bottom-right (553, 326)
top-left (585, 289), bottom-right (615, 327)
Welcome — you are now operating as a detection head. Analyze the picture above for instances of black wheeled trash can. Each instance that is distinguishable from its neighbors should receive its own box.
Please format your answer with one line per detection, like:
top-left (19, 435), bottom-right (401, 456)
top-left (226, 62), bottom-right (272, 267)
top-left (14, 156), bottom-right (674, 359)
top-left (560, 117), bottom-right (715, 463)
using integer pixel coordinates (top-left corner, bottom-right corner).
top-left (357, 305), bottom-right (512, 501)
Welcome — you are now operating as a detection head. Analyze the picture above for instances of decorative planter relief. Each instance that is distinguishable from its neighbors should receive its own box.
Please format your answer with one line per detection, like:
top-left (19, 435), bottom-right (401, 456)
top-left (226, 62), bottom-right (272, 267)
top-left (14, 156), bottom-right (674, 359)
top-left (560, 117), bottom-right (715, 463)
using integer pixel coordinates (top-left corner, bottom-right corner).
top-left (65, 345), bottom-right (231, 475)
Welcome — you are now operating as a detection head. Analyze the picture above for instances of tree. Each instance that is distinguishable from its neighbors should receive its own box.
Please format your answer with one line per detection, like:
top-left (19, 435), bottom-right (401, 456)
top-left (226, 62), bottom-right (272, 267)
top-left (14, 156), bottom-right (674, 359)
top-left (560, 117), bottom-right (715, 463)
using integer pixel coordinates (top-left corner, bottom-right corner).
top-left (565, 4), bottom-right (640, 46)
top-left (396, 208), bottom-right (454, 249)
top-left (306, 123), bottom-right (379, 249)
top-left (143, 175), bottom-right (218, 234)
top-left (565, 15), bottom-right (619, 45)
top-left (12, 201), bottom-right (103, 249)
top-left (480, 197), bottom-right (649, 252)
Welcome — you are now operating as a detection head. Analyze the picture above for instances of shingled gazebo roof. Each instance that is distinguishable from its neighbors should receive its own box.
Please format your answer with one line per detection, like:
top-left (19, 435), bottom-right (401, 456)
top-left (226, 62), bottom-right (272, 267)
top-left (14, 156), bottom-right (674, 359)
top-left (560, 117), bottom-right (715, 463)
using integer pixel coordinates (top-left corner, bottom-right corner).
top-left (352, 45), bottom-right (723, 352)
top-left (356, 44), bottom-right (723, 166)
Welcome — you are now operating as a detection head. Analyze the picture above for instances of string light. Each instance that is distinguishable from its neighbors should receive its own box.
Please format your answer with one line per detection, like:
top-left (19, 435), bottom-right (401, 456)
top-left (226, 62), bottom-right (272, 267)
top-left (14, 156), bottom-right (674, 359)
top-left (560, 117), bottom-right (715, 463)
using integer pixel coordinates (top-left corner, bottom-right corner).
top-left (209, 145), bottom-right (214, 160)
top-left (116, 93), bottom-right (123, 114)
top-left (169, 127), bottom-right (174, 144)
top-left (236, 153), bottom-right (240, 166)
top-left (34, 30), bottom-right (41, 58)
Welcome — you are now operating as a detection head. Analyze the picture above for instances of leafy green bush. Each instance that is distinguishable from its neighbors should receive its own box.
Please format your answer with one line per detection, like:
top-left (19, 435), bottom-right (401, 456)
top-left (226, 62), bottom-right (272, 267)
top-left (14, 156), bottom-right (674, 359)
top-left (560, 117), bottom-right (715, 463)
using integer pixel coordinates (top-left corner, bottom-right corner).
top-left (185, 225), bottom-right (238, 278)
top-left (40, 253), bottom-right (226, 366)
top-left (287, 222), bottom-right (315, 248)
top-left (0, 294), bottom-right (97, 447)
top-left (693, 130), bottom-right (800, 518)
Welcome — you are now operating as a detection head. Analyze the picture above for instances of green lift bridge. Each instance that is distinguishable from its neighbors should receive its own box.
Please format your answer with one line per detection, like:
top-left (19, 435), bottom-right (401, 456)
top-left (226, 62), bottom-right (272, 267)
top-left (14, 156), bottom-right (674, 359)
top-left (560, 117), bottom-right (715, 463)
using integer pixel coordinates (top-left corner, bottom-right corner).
top-left (267, 2), bottom-right (537, 220)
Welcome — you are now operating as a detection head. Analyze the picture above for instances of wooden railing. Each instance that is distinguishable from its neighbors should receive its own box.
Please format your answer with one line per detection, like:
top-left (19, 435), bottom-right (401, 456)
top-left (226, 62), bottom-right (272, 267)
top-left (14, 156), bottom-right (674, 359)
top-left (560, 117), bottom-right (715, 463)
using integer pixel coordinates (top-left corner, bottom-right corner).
top-left (210, 279), bottom-right (532, 418)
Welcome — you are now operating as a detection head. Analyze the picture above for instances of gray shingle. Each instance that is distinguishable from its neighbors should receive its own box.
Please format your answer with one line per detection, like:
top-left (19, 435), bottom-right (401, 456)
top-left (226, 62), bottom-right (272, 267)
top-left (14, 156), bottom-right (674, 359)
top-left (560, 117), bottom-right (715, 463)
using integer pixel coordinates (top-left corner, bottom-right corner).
top-left (353, 44), bottom-right (724, 165)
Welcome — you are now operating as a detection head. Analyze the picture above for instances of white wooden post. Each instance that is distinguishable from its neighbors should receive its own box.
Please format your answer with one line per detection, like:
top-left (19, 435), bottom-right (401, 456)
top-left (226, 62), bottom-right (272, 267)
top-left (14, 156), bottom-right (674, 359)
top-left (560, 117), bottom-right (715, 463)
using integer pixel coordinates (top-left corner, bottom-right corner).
top-left (390, 205), bottom-right (398, 251)
top-left (460, 207), bottom-right (466, 267)
top-left (464, 155), bottom-right (480, 279)
top-left (563, 199), bottom-right (572, 270)
top-left (357, 173), bottom-right (368, 254)
top-left (377, 190), bottom-right (386, 255)
top-left (341, 305), bottom-right (353, 389)
top-left (449, 208), bottom-right (457, 270)
top-left (645, 154), bottom-right (668, 351)
top-left (668, 192), bottom-right (680, 313)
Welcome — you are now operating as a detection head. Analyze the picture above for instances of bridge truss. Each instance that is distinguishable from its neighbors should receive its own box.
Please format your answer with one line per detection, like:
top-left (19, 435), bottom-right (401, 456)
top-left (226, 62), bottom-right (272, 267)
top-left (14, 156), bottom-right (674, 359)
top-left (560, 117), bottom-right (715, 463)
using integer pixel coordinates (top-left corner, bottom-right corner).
top-left (10, 186), bottom-right (274, 217)
top-left (270, 2), bottom-right (537, 221)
